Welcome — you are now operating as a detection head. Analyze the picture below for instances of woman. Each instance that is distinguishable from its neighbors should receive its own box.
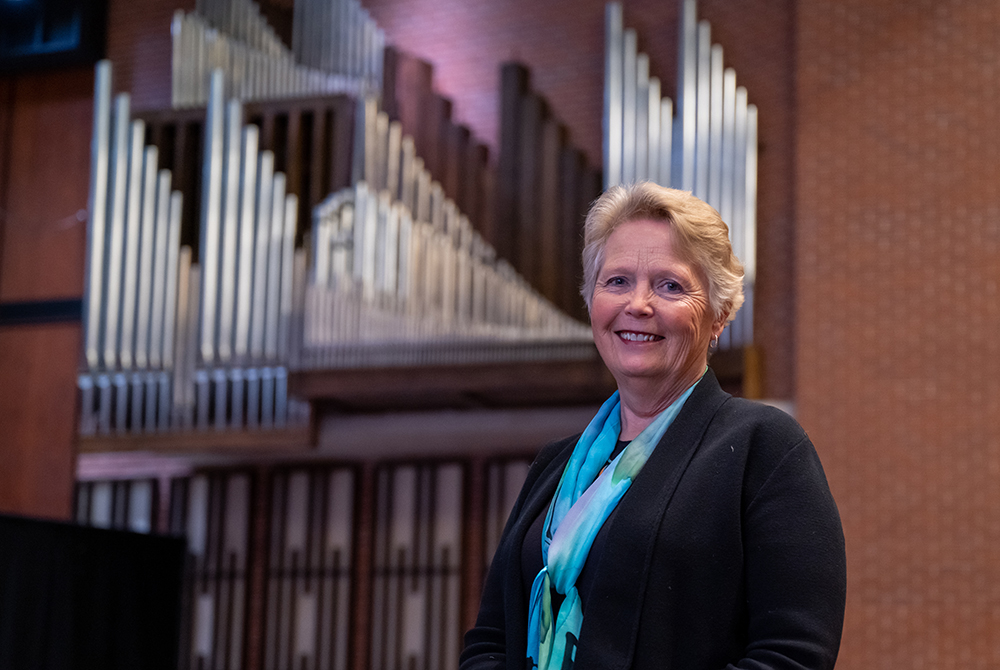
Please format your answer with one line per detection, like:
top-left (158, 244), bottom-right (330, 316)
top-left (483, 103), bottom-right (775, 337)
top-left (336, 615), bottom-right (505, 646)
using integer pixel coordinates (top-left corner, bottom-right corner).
top-left (460, 183), bottom-right (846, 670)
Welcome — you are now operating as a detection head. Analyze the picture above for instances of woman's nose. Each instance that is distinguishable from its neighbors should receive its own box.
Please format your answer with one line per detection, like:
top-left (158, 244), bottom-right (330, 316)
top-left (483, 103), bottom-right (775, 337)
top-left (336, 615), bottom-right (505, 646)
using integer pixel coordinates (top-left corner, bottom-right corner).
top-left (624, 287), bottom-right (654, 316)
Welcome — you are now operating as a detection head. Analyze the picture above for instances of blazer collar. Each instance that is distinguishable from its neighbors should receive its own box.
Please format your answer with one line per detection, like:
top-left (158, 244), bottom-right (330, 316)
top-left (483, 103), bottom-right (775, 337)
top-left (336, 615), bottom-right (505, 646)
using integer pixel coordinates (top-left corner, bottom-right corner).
top-left (577, 368), bottom-right (732, 670)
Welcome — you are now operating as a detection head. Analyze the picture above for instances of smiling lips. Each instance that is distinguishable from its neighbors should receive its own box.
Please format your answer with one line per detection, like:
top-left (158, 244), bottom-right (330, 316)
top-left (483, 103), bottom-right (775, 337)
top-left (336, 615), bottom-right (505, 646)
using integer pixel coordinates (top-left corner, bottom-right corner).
top-left (616, 330), bottom-right (664, 342)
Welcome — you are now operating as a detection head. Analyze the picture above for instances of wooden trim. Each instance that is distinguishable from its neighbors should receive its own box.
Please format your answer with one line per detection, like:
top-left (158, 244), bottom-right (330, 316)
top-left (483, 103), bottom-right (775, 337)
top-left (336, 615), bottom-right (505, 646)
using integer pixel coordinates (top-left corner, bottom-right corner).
top-left (78, 427), bottom-right (312, 454)
top-left (290, 355), bottom-right (617, 411)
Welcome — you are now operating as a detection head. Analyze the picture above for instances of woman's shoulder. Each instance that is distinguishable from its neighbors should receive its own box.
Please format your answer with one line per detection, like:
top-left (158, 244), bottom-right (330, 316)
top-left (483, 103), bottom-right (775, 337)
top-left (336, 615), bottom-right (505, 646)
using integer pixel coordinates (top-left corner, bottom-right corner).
top-left (710, 395), bottom-right (810, 448)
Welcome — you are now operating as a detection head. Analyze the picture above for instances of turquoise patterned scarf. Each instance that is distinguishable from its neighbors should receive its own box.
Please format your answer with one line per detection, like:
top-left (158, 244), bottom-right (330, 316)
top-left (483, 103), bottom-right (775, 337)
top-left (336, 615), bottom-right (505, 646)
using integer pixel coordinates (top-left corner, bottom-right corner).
top-left (526, 381), bottom-right (698, 670)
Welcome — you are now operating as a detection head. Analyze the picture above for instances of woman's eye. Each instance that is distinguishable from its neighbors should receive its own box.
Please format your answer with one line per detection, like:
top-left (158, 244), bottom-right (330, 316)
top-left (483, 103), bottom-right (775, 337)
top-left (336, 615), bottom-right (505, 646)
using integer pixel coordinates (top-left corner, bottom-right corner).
top-left (660, 280), bottom-right (682, 293)
top-left (605, 276), bottom-right (627, 287)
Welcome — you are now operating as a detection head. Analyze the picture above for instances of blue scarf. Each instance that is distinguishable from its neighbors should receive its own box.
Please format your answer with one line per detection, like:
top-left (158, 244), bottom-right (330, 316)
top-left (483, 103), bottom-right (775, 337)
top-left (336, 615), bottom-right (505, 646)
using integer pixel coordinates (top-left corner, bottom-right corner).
top-left (526, 381), bottom-right (698, 670)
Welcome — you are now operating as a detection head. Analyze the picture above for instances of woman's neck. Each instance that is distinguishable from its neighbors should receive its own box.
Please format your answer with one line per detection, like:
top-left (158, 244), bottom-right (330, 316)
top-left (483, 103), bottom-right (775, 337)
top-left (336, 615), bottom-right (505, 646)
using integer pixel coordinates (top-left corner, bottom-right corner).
top-left (616, 366), bottom-right (705, 440)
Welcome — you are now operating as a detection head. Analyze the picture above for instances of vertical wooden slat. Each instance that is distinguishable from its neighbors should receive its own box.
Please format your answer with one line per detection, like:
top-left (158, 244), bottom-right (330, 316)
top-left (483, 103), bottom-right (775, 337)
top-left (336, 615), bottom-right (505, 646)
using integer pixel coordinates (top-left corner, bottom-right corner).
top-left (443, 123), bottom-right (468, 212)
top-left (426, 96), bottom-right (452, 188)
top-left (462, 458), bottom-right (486, 635)
top-left (516, 93), bottom-right (545, 288)
top-left (381, 46), bottom-right (400, 120)
top-left (351, 462), bottom-right (376, 670)
top-left (245, 466), bottom-right (270, 670)
top-left (462, 143), bottom-right (488, 238)
top-left (329, 98), bottom-right (354, 193)
top-left (388, 53), bottom-right (434, 184)
top-left (307, 107), bottom-right (325, 234)
top-left (495, 63), bottom-right (529, 265)
top-left (559, 146), bottom-right (584, 318)
top-left (537, 119), bottom-right (563, 305)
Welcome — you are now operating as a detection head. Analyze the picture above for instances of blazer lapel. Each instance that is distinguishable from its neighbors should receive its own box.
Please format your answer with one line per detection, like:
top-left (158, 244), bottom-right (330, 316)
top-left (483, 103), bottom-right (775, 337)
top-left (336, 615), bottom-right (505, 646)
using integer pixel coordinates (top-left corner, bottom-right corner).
top-left (500, 436), bottom-right (576, 664)
top-left (577, 369), bottom-right (731, 670)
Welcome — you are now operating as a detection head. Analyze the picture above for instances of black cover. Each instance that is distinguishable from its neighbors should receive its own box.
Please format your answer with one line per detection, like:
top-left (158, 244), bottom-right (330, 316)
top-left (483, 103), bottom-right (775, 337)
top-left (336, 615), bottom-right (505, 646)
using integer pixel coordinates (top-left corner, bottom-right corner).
top-left (0, 514), bottom-right (185, 670)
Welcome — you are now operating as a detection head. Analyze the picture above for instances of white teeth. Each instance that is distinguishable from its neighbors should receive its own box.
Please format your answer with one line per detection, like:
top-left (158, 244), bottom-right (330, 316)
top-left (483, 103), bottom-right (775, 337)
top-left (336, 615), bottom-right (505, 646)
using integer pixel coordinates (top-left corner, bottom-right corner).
top-left (619, 331), bottom-right (657, 342)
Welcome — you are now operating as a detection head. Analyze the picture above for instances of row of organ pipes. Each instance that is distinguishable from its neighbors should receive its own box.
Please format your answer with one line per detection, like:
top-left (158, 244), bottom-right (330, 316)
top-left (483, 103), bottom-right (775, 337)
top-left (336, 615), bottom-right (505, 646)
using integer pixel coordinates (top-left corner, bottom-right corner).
top-left (80, 61), bottom-right (590, 436)
top-left (82, 62), bottom-right (310, 436)
top-left (605, 0), bottom-right (758, 348)
top-left (173, 0), bottom-right (384, 107)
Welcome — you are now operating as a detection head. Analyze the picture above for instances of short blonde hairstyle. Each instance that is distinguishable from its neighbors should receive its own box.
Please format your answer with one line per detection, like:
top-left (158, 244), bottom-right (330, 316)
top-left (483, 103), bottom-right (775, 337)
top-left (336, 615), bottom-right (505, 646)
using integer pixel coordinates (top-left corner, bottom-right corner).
top-left (580, 182), bottom-right (745, 323)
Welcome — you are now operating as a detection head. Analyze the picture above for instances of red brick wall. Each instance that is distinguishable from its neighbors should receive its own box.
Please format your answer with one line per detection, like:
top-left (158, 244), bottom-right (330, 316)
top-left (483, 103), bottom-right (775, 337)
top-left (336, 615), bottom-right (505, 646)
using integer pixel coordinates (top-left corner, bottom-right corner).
top-left (796, 0), bottom-right (1000, 667)
top-left (105, 0), bottom-right (194, 110)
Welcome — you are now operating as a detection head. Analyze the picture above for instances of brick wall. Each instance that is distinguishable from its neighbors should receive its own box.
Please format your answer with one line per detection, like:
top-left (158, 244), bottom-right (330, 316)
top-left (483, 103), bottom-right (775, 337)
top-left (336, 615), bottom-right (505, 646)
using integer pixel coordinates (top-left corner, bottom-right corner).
top-left (796, 0), bottom-right (1000, 667)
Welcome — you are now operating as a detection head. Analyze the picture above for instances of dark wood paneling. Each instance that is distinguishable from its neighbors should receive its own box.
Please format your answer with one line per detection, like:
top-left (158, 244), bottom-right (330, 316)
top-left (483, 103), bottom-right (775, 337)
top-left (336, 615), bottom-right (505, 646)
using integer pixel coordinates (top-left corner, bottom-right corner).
top-left (0, 323), bottom-right (80, 519)
top-left (0, 68), bottom-right (93, 521)
top-left (1, 68), bottom-right (93, 301)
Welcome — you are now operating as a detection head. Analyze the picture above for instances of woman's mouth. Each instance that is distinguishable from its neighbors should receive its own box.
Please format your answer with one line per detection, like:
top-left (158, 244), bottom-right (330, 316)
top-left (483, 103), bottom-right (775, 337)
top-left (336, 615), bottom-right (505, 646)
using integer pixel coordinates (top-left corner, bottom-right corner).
top-left (616, 330), bottom-right (663, 342)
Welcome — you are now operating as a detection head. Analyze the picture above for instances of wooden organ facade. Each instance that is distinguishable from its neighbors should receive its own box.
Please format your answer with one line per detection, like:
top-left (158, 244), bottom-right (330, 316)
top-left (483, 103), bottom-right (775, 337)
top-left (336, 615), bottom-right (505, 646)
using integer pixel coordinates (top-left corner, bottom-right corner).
top-left (73, 0), bottom-right (760, 668)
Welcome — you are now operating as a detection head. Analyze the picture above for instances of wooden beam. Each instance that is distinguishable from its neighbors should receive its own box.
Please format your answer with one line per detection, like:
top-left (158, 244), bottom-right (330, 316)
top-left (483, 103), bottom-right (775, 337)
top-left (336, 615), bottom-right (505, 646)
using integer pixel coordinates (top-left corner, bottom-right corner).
top-left (78, 427), bottom-right (312, 454)
top-left (290, 354), bottom-right (617, 411)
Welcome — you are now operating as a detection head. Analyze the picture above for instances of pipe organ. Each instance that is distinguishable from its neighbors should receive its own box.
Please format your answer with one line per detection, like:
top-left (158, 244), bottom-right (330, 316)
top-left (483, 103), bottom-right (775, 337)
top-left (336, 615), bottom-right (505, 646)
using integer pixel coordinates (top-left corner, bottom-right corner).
top-left (81, 59), bottom-right (593, 438)
top-left (604, 0), bottom-right (758, 349)
top-left (83, 0), bottom-right (606, 438)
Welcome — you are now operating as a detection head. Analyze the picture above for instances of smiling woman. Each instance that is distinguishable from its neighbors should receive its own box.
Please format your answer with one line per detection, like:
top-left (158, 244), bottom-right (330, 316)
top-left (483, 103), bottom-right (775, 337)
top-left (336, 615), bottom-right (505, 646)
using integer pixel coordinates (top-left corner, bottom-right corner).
top-left (461, 182), bottom-right (847, 670)
top-left (590, 219), bottom-right (725, 439)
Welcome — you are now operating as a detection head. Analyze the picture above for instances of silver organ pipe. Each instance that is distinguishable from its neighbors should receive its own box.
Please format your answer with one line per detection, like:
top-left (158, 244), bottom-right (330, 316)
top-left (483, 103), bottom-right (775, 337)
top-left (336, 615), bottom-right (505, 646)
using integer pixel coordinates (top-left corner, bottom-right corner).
top-left (134, 147), bottom-right (159, 370)
top-left (217, 99), bottom-right (243, 363)
top-left (634, 54), bottom-right (649, 184)
top-left (199, 69), bottom-right (224, 364)
top-left (604, 0), bottom-right (758, 351)
top-left (102, 93), bottom-right (130, 370)
top-left (119, 120), bottom-right (145, 371)
top-left (233, 125), bottom-right (259, 360)
top-left (84, 60), bottom-right (112, 371)
top-left (694, 21), bottom-right (711, 201)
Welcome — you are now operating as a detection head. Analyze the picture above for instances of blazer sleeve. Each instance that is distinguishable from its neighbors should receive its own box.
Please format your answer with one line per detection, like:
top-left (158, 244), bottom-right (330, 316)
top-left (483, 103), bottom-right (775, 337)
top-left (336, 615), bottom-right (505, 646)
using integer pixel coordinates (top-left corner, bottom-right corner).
top-left (459, 439), bottom-right (571, 670)
top-left (730, 434), bottom-right (847, 670)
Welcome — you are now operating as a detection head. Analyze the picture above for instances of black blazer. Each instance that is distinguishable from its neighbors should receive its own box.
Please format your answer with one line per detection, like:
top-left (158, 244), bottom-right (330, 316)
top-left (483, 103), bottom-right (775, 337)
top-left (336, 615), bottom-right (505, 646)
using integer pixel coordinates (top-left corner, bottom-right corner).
top-left (461, 369), bottom-right (846, 670)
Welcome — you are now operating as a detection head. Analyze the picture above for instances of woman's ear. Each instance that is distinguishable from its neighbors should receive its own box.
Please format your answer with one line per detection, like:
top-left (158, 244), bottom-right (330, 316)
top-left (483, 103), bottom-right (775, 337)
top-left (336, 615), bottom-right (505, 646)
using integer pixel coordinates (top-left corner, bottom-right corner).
top-left (712, 308), bottom-right (730, 338)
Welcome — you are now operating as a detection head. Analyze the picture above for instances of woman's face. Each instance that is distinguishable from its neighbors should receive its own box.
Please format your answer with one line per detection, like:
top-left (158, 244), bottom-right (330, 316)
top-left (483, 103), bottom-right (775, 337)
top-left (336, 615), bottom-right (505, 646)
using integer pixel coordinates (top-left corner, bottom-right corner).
top-left (591, 219), bottom-right (723, 390)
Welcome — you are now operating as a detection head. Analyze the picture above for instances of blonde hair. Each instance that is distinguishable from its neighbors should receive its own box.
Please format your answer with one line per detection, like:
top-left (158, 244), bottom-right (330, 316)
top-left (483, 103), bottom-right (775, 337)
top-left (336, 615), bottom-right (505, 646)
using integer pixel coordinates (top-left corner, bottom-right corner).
top-left (580, 182), bottom-right (745, 323)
